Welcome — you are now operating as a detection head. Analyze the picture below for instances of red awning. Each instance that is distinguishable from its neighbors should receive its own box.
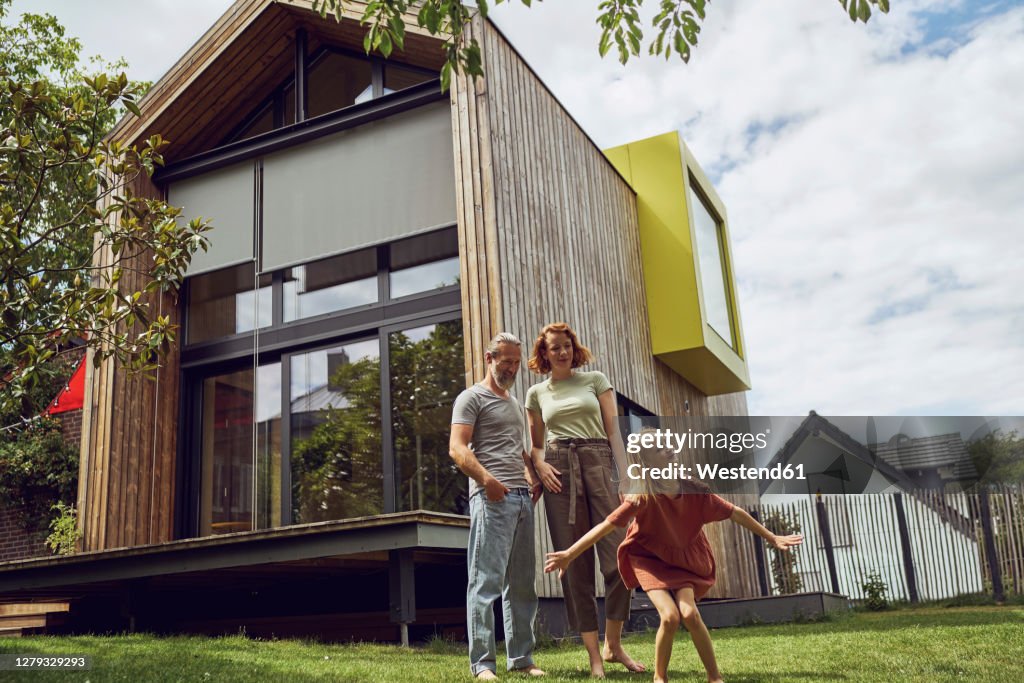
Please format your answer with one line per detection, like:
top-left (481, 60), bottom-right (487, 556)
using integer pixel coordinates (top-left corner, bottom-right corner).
top-left (47, 358), bottom-right (85, 415)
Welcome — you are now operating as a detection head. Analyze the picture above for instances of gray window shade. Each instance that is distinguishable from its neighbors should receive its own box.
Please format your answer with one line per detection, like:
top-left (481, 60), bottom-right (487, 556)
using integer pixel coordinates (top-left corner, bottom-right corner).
top-left (168, 161), bottom-right (255, 276)
top-left (261, 101), bottom-right (456, 272)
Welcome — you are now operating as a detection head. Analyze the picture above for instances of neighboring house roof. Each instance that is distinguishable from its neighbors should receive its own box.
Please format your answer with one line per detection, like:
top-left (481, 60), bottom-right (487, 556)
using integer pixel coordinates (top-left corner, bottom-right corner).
top-left (870, 433), bottom-right (978, 481)
top-left (761, 412), bottom-right (976, 537)
top-left (291, 385), bottom-right (350, 416)
top-left (759, 411), bottom-right (917, 496)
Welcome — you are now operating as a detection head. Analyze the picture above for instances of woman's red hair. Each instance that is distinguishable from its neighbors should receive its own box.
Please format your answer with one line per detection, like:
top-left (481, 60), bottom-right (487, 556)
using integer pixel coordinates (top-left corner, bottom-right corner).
top-left (528, 322), bottom-right (594, 374)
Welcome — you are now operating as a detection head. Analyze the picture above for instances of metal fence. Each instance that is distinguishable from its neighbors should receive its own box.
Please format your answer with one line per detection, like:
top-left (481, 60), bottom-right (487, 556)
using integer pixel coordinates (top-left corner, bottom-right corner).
top-left (755, 484), bottom-right (1023, 603)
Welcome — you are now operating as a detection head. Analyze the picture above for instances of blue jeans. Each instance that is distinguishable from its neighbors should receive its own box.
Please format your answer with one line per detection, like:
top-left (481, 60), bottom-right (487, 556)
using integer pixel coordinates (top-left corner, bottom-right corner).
top-left (467, 489), bottom-right (538, 675)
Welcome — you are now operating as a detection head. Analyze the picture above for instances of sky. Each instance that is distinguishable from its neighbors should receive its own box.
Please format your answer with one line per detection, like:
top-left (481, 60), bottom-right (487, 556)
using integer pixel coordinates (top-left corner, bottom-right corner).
top-left (8, 0), bottom-right (1023, 418)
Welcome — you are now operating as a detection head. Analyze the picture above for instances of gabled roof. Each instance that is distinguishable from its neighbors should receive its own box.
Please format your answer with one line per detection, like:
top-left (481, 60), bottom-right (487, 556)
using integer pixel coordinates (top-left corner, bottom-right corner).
top-left (761, 412), bottom-right (976, 536)
top-left (108, 0), bottom-right (444, 161)
top-left (870, 433), bottom-right (978, 480)
top-left (759, 411), bottom-right (916, 496)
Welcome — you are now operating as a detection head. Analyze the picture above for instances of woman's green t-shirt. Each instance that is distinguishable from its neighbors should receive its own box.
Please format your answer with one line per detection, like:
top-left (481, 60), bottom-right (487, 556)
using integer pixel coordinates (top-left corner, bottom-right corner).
top-left (525, 370), bottom-right (613, 440)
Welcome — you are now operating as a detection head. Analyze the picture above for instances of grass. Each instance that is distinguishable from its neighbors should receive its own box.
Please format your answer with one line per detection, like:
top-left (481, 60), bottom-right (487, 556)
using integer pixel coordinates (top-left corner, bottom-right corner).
top-left (0, 606), bottom-right (1021, 682)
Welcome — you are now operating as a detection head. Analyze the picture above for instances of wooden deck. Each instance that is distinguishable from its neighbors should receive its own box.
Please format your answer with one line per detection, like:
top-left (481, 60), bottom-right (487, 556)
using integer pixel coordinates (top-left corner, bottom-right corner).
top-left (0, 512), bottom-right (469, 640)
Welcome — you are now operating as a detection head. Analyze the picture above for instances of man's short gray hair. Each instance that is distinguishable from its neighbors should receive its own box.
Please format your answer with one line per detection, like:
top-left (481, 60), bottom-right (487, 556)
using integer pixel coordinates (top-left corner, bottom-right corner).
top-left (486, 332), bottom-right (522, 357)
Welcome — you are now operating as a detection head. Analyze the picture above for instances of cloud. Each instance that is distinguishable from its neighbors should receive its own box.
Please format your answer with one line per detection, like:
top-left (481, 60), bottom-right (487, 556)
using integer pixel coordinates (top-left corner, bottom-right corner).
top-left (15, 0), bottom-right (1023, 417)
top-left (491, 0), bottom-right (1024, 416)
top-left (7, 0), bottom-right (232, 82)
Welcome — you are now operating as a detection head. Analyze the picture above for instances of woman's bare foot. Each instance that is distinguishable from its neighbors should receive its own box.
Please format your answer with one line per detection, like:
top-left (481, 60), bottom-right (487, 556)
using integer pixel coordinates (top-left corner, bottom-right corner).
top-left (602, 644), bottom-right (647, 673)
top-left (475, 670), bottom-right (498, 680)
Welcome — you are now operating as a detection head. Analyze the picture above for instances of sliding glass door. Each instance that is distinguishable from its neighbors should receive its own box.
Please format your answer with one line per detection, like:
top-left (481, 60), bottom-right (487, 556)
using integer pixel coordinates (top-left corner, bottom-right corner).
top-left (198, 362), bottom-right (281, 535)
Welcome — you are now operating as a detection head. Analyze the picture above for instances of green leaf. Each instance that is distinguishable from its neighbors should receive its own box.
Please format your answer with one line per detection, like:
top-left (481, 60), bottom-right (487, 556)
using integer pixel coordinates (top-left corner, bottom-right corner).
top-left (440, 60), bottom-right (452, 93)
top-left (123, 99), bottom-right (142, 118)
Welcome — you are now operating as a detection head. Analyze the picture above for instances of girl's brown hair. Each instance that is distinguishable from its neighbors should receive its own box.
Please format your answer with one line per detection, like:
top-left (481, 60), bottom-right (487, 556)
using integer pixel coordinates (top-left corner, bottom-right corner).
top-left (624, 427), bottom-right (712, 504)
top-left (527, 322), bottom-right (594, 374)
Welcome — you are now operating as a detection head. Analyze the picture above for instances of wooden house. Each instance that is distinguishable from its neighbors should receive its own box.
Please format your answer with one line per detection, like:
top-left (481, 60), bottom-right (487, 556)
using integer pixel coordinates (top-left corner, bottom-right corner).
top-left (0, 0), bottom-right (757, 640)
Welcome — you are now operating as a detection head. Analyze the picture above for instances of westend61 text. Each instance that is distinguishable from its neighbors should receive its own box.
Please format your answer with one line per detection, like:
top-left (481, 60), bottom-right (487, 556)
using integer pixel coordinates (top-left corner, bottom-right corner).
top-left (627, 462), bottom-right (806, 482)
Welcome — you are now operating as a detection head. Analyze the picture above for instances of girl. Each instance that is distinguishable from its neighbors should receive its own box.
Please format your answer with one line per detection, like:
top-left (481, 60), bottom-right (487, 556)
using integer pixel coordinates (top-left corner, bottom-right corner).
top-left (544, 444), bottom-right (802, 683)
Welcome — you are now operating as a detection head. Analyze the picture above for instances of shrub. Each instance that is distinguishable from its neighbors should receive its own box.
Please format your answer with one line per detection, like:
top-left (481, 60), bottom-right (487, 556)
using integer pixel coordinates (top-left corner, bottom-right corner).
top-left (46, 501), bottom-right (81, 555)
top-left (763, 510), bottom-right (803, 594)
top-left (861, 572), bottom-right (889, 611)
top-left (0, 417), bottom-right (79, 530)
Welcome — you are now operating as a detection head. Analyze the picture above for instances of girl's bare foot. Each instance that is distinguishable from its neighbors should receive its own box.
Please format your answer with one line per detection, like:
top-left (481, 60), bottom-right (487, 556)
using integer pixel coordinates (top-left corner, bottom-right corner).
top-left (475, 670), bottom-right (498, 680)
top-left (602, 644), bottom-right (647, 673)
top-left (588, 651), bottom-right (606, 678)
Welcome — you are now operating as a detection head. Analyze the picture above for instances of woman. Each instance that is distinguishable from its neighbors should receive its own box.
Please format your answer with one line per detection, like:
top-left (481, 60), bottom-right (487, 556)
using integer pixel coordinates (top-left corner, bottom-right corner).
top-left (526, 322), bottom-right (645, 676)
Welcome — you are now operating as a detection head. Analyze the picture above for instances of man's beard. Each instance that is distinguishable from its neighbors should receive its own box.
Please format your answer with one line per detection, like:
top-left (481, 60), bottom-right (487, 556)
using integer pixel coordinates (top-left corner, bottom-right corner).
top-left (491, 366), bottom-right (516, 390)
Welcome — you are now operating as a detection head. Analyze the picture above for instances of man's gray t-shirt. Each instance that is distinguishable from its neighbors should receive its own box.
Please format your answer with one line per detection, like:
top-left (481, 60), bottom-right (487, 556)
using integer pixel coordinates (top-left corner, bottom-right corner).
top-left (451, 383), bottom-right (529, 498)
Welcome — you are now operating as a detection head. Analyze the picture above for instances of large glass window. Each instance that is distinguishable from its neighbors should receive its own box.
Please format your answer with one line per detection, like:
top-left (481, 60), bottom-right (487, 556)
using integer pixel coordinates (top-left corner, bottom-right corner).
top-left (390, 320), bottom-right (466, 514)
top-left (222, 47), bottom-right (437, 147)
top-left (187, 263), bottom-right (271, 344)
top-left (290, 339), bottom-right (382, 523)
top-left (384, 63), bottom-right (434, 95)
top-left (307, 52), bottom-right (374, 118)
top-left (689, 182), bottom-right (735, 347)
top-left (389, 227), bottom-right (460, 299)
top-left (235, 103), bottom-right (274, 142)
top-left (284, 248), bottom-right (378, 322)
top-left (183, 228), bottom-right (462, 537)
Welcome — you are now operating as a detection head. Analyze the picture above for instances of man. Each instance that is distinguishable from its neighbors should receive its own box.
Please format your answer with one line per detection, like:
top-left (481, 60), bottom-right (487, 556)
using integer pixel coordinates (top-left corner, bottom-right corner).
top-left (450, 332), bottom-right (545, 679)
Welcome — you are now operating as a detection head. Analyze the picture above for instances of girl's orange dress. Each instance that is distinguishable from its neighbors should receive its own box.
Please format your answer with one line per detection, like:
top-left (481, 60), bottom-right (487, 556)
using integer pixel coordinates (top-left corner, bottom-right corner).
top-left (606, 493), bottom-right (735, 597)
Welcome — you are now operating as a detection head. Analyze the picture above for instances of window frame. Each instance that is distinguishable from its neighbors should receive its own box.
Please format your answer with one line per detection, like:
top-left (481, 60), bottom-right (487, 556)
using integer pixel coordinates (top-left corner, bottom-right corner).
top-left (688, 174), bottom-right (738, 350)
top-left (176, 228), bottom-right (463, 539)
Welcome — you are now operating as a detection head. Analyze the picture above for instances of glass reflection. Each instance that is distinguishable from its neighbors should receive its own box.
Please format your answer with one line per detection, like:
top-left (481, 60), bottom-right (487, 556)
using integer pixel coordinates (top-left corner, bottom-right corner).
top-left (390, 320), bottom-right (467, 514)
top-left (199, 362), bottom-right (281, 535)
top-left (187, 263), bottom-right (271, 344)
top-left (290, 338), bottom-right (382, 523)
top-left (283, 248), bottom-right (377, 322)
top-left (690, 184), bottom-right (734, 347)
top-left (389, 228), bottom-right (459, 299)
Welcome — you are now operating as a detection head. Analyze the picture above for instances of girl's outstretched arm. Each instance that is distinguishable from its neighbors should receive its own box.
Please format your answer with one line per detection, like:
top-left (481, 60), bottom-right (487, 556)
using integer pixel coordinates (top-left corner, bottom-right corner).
top-left (544, 519), bottom-right (618, 578)
top-left (729, 507), bottom-right (804, 551)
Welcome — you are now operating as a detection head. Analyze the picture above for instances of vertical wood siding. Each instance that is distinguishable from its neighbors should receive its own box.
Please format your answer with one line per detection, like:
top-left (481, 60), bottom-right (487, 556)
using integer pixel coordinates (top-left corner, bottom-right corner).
top-left (78, 172), bottom-right (180, 551)
top-left (453, 19), bottom-right (759, 599)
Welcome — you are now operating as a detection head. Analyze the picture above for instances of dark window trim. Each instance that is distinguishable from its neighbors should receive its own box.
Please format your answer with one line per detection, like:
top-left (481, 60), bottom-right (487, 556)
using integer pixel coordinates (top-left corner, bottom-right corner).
top-left (157, 80), bottom-right (444, 185)
top-left (180, 293), bottom-right (460, 369)
top-left (177, 302), bottom-right (462, 537)
top-left (295, 28), bottom-right (308, 123)
top-left (617, 392), bottom-right (654, 418)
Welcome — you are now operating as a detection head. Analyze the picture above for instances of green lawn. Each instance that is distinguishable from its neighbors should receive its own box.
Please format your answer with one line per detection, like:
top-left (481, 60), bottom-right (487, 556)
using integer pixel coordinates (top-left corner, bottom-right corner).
top-left (1, 606), bottom-right (1021, 682)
